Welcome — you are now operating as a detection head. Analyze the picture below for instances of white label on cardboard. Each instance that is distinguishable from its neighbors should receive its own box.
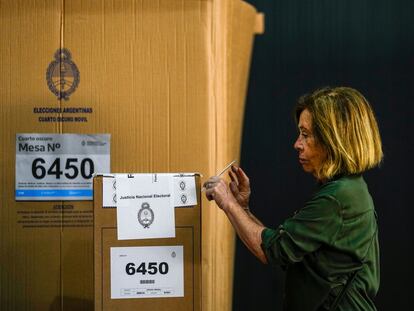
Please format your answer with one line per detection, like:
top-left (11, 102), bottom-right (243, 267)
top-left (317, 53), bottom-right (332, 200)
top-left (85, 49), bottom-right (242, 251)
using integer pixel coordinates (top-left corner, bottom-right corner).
top-left (15, 133), bottom-right (110, 201)
top-left (116, 174), bottom-right (175, 240)
top-left (102, 174), bottom-right (197, 208)
top-left (110, 246), bottom-right (184, 299)
top-left (173, 175), bottom-right (197, 207)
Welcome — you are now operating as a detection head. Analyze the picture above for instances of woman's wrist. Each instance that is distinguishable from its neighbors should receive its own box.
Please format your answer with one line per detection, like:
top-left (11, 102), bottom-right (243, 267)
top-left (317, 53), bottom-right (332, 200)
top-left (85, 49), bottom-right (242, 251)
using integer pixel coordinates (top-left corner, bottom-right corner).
top-left (224, 200), bottom-right (242, 214)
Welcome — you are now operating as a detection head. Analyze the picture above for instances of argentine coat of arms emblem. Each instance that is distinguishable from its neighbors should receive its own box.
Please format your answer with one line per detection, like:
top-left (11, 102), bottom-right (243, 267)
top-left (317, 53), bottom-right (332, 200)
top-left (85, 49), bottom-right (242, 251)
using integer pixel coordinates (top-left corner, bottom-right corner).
top-left (138, 202), bottom-right (154, 229)
top-left (46, 48), bottom-right (80, 100)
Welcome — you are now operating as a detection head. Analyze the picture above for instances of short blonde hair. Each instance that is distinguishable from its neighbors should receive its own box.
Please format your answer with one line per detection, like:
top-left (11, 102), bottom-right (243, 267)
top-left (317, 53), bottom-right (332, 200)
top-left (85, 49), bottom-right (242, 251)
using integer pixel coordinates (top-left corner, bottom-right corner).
top-left (295, 87), bottom-right (383, 180)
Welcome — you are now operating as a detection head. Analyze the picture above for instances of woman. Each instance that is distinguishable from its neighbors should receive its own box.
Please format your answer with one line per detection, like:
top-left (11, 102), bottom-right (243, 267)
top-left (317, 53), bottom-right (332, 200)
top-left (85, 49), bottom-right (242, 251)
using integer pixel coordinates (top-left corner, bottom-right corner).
top-left (204, 87), bottom-right (382, 311)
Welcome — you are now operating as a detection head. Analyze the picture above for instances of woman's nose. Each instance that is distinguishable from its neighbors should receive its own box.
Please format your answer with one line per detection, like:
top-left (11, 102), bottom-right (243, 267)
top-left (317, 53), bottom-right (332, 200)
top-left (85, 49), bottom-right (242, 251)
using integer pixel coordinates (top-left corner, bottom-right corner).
top-left (294, 136), bottom-right (302, 151)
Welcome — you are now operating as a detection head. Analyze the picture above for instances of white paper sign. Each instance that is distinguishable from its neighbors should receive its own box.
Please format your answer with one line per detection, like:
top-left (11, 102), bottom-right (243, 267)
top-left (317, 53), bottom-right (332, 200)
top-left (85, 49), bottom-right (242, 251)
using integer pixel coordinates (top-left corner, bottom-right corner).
top-left (173, 175), bottom-right (197, 207)
top-left (110, 246), bottom-right (184, 299)
top-left (102, 175), bottom-right (118, 206)
top-left (116, 174), bottom-right (175, 240)
top-left (102, 174), bottom-right (197, 208)
top-left (15, 133), bottom-right (110, 200)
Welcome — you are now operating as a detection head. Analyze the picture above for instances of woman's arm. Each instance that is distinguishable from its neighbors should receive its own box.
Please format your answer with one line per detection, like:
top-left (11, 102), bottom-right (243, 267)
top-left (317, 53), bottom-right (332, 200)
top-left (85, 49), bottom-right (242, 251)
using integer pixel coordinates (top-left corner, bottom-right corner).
top-left (204, 169), bottom-right (343, 267)
top-left (224, 201), bottom-right (267, 263)
top-left (245, 209), bottom-right (264, 226)
top-left (204, 177), bottom-right (267, 263)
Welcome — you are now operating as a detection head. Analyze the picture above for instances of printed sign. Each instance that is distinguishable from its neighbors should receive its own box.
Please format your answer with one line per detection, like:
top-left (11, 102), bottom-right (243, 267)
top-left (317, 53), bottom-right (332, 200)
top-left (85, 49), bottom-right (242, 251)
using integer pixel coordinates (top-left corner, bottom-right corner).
top-left (102, 174), bottom-right (197, 208)
top-left (15, 133), bottom-right (110, 200)
top-left (110, 246), bottom-right (184, 299)
top-left (173, 175), bottom-right (197, 207)
top-left (116, 174), bottom-right (175, 240)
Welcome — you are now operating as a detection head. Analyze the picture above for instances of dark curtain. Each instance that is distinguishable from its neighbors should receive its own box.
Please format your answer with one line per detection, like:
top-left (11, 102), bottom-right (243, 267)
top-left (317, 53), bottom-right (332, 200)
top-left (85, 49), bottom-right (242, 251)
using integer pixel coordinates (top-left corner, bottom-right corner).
top-left (234, 0), bottom-right (414, 310)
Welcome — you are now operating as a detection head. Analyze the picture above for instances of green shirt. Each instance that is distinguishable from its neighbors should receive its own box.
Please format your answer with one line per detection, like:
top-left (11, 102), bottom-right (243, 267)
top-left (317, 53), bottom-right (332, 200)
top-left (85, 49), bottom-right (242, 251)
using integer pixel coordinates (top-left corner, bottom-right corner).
top-left (261, 175), bottom-right (379, 311)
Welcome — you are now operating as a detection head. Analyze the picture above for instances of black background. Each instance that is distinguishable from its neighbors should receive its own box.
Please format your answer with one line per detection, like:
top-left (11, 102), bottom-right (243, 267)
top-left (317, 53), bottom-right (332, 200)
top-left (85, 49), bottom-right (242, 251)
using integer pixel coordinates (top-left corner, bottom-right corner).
top-left (234, 0), bottom-right (414, 310)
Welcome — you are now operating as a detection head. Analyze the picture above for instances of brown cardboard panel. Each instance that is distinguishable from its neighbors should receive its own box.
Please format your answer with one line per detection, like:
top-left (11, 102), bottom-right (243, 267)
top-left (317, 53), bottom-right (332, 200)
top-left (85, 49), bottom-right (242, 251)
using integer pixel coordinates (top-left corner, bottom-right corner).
top-left (60, 225), bottom-right (94, 309)
top-left (61, 0), bottom-right (211, 173)
top-left (0, 1), bottom-right (64, 310)
top-left (100, 227), bottom-right (195, 311)
top-left (200, 2), bottom-right (263, 311)
top-left (0, 0), bottom-right (262, 310)
top-left (60, 1), bottom-right (210, 307)
top-left (228, 1), bottom-right (261, 154)
top-left (222, 7), bottom-right (264, 307)
top-left (93, 176), bottom-right (202, 311)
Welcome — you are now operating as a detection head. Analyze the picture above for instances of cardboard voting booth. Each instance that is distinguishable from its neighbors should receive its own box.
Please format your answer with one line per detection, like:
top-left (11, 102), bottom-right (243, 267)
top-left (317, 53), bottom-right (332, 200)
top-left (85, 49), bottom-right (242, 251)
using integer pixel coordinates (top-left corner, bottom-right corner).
top-left (93, 175), bottom-right (201, 311)
top-left (0, 1), bottom-right (263, 310)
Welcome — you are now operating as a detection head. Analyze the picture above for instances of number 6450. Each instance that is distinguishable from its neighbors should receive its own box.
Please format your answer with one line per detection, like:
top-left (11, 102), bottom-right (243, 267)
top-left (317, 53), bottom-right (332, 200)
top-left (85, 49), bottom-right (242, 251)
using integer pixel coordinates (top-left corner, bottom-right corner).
top-left (125, 262), bottom-right (169, 275)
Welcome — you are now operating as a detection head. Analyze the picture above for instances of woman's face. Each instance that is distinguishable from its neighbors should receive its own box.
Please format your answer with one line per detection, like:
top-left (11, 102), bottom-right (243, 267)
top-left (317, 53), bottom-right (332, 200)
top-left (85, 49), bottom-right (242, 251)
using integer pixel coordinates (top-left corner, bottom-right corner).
top-left (294, 109), bottom-right (327, 180)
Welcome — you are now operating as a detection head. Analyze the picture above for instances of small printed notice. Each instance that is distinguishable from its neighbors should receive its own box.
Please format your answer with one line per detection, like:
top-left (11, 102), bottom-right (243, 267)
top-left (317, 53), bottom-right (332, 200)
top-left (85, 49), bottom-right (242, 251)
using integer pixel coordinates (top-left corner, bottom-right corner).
top-left (116, 174), bottom-right (175, 240)
top-left (102, 175), bottom-right (118, 206)
top-left (15, 133), bottom-right (110, 201)
top-left (102, 174), bottom-right (197, 208)
top-left (173, 175), bottom-right (197, 207)
top-left (110, 246), bottom-right (184, 299)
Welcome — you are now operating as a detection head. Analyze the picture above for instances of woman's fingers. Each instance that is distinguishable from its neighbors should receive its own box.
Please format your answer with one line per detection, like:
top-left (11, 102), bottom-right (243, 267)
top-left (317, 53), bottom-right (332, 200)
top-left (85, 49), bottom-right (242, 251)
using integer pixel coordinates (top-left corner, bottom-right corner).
top-left (205, 180), bottom-right (218, 200)
top-left (203, 176), bottom-right (220, 190)
top-left (231, 165), bottom-right (239, 175)
top-left (204, 178), bottom-right (235, 208)
top-left (204, 176), bottom-right (222, 199)
top-left (205, 189), bottom-right (214, 201)
top-left (228, 170), bottom-right (239, 185)
top-left (234, 166), bottom-right (250, 188)
top-left (229, 181), bottom-right (239, 196)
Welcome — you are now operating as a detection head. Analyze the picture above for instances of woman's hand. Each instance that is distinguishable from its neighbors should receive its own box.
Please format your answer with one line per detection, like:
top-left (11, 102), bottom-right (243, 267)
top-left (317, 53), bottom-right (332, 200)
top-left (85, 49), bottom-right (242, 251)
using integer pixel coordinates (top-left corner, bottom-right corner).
top-left (203, 176), bottom-right (238, 212)
top-left (228, 166), bottom-right (251, 210)
top-left (203, 168), bottom-right (267, 264)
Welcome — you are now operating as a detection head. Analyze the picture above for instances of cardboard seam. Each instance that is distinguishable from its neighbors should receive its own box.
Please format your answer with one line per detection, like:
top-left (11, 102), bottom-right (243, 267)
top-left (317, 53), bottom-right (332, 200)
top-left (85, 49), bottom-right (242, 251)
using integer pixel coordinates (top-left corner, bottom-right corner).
top-left (59, 1), bottom-right (65, 310)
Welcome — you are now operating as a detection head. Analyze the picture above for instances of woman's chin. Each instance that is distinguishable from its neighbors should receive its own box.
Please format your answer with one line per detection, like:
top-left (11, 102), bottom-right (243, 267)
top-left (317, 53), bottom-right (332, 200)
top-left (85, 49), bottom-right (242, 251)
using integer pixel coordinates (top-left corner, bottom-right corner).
top-left (300, 164), bottom-right (311, 172)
